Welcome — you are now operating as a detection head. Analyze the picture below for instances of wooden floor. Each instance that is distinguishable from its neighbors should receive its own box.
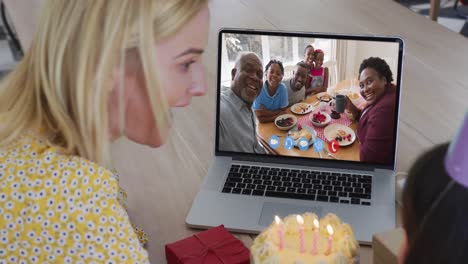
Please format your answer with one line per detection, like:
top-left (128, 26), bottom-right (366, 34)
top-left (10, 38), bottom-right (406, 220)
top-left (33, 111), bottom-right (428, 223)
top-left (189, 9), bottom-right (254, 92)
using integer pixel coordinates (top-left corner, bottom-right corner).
top-left (4, 0), bottom-right (468, 263)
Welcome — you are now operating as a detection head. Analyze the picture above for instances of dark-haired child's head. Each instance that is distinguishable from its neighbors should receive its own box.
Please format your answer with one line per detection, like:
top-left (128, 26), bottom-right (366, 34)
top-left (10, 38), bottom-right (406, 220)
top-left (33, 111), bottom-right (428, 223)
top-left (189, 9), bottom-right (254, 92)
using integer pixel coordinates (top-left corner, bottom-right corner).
top-left (400, 143), bottom-right (468, 264)
top-left (313, 49), bottom-right (324, 69)
top-left (303, 45), bottom-right (315, 67)
top-left (264, 59), bottom-right (284, 89)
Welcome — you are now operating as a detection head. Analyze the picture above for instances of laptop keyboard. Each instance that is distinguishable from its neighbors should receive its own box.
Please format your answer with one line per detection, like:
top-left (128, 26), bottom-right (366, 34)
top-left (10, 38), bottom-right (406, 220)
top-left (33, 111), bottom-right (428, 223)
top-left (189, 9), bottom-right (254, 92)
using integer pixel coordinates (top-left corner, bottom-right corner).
top-left (222, 164), bottom-right (372, 206)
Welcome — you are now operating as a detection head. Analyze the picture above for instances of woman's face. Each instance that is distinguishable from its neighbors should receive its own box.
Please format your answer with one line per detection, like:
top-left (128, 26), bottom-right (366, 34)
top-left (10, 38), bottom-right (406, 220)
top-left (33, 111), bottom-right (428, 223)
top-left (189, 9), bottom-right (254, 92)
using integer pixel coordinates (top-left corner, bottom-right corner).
top-left (358, 67), bottom-right (387, 106)
top-left (266, 63), bottom-right (284, 90)
top-left (109, 4), bottom-right (210, 147)
top-left (304, 47), bottom-right (314, 67)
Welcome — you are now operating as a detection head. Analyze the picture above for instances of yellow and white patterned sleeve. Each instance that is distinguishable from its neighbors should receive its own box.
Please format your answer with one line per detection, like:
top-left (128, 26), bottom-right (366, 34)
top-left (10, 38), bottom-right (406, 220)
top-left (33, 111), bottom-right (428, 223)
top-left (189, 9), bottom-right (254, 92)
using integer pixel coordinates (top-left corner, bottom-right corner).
top-left (70, 168), bottom-right (150, 263)
top-left (15, 160), bottom-right (150, 264)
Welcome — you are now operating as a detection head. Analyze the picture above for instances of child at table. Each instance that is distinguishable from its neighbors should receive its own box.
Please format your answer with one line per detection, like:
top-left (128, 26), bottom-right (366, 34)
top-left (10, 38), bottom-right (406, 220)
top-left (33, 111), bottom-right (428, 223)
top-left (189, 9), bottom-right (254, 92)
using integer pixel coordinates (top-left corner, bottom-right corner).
top-left (399, 115), bottom-right (468, 264)
top-left (306, 49), bottom-right (329, 96)
top-left (252, 59), bottom-right (288, 123)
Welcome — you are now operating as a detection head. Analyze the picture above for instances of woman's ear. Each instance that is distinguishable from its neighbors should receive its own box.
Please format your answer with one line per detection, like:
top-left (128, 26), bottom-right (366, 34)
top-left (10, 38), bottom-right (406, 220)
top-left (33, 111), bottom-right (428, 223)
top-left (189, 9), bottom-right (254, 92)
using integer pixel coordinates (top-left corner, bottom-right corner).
top-left (381, 75), bottom-right (388, 85)
top-left (398, 230), bottom-right (409, 264)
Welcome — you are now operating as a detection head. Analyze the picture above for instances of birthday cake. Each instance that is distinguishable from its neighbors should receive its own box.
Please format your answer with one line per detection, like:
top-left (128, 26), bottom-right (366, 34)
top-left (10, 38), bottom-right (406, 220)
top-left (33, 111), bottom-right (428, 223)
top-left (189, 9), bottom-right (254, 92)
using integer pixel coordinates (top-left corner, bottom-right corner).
top-left (251, 213), bottom-right (359, 264)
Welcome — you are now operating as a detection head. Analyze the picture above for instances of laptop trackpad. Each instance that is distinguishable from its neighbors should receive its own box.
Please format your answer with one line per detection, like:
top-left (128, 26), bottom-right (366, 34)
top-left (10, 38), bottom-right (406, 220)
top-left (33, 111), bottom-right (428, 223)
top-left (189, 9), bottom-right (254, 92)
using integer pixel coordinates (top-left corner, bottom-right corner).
top-left (259, 202), bottom-right (323, 226)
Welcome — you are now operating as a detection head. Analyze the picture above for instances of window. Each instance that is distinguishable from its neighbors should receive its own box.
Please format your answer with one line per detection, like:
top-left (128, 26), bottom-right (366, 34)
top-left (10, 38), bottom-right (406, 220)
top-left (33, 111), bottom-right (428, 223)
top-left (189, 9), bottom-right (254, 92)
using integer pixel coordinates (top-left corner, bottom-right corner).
top-left (221, 34), bottom-right (335, 86)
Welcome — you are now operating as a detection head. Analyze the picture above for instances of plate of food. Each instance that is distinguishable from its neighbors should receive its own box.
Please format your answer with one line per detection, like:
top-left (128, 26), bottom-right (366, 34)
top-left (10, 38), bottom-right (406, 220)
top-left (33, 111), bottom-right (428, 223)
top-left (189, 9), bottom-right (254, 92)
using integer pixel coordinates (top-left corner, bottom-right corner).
top-left (291, 103), bottom-right (314, 115)
top-left (310, 111), bottom-right (331, 127)
top-left (288, 124), bottom-right (317, 148)
top-left (274, 114), bottom-right (297, 131)
top-left (324, 124), bottom-right (356, 146)
top-left (316, 92), bottom-right (333, 102)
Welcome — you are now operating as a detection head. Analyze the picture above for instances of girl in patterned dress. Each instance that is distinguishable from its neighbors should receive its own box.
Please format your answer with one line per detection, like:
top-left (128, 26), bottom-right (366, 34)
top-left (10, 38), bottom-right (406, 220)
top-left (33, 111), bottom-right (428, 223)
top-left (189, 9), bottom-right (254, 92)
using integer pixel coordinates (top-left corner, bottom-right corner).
top-left (0, 0), bottom-right (209, 263)
top-left (306, 49), bottom-right (329, 96)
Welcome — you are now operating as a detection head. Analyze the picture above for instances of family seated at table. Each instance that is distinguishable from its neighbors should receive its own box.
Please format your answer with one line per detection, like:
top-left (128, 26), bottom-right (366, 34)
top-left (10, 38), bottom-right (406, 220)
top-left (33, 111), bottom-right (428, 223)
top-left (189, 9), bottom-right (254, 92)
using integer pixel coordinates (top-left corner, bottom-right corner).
top-left (219, 50), bottom-right (397, 165)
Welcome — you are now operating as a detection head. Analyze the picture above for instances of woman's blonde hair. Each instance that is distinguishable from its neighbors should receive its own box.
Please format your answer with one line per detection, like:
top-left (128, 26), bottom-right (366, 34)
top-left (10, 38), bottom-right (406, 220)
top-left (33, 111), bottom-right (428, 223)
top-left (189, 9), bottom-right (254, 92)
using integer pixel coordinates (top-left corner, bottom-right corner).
top-left (0, 0), bottom-right (208, 166)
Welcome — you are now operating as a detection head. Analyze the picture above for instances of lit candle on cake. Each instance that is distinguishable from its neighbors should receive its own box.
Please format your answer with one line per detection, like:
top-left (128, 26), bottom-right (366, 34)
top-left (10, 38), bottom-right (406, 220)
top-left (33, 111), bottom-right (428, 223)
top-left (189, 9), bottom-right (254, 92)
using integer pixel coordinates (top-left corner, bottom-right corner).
top-left (251, 213), bottom-right (360, 263)
top-left (274, 215), bottom-right (285, 250)
top-left (296, 215), bottom-right (305, 253)
top-left (326, 224), bottom-right (334, 255)
top-left (312, 218), bottom-right (319, 255)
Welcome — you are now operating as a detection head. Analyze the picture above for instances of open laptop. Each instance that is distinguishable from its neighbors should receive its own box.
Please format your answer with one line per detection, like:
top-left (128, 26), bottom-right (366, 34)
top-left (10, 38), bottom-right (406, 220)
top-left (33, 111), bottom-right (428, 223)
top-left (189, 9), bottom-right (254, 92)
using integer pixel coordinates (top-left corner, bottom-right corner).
top-left (187, 29), bottom-right (404, 244)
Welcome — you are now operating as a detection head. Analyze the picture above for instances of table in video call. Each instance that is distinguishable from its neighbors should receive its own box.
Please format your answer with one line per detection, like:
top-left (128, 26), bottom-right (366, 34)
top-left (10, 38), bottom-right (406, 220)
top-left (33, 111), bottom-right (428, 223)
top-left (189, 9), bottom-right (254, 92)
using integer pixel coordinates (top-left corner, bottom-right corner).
top-left (257, 80), bottom-right (360, 161)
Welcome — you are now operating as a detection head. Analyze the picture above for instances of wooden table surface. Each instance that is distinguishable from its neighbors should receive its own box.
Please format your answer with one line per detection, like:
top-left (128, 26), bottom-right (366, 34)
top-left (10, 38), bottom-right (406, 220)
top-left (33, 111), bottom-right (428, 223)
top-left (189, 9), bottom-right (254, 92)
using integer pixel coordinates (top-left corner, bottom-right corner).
top-left (4, 0), bottom-right (468, 263)
top-left (256, 82), bottom-right (360, 161)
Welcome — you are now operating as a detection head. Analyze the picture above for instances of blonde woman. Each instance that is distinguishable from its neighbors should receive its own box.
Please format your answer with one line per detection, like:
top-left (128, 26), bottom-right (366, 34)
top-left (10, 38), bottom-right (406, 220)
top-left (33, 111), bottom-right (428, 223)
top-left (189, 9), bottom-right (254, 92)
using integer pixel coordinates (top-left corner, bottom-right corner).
top-left (0, 0), bottom-right (209, 262)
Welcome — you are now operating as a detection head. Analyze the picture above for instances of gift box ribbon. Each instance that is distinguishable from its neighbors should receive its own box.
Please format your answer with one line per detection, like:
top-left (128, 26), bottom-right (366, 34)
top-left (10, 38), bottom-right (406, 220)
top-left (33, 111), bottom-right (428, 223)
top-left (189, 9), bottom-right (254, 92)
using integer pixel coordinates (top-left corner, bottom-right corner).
top-left (177, 232), bottom-right (248, 263)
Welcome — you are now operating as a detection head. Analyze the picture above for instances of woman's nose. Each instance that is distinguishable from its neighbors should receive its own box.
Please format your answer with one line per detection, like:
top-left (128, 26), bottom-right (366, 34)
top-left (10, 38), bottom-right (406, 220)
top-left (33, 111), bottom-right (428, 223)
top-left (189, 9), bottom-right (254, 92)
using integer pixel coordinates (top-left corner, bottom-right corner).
top-left (189, 64), bottom-right (208, 96)
top-left (190, 83), bottom-right (207, 96)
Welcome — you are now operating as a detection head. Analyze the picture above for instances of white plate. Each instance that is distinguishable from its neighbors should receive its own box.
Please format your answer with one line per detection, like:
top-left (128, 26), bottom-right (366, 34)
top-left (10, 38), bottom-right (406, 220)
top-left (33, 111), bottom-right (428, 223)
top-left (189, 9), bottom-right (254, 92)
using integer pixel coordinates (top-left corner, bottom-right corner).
top-left (309, 111), bottom-right (331, 127)
top-left (316, 92), bottom-right (333, 102)
top-left (291, 103), bottom-right (314, 115)
top-left (323, 124), bottom-right (356, 146)
top-left (274, 114), bottom-right (297, 131)
top-left (288, 125), bottom-right (317, 148)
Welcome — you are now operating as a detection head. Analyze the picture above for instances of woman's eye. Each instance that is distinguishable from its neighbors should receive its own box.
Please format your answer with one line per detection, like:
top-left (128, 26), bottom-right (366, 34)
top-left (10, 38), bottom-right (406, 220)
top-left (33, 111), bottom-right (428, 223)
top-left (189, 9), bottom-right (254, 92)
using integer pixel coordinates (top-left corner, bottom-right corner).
top-left (366, 79), bottom-right (372, 85)
top-left (181, 60), bottom-right (196, 71)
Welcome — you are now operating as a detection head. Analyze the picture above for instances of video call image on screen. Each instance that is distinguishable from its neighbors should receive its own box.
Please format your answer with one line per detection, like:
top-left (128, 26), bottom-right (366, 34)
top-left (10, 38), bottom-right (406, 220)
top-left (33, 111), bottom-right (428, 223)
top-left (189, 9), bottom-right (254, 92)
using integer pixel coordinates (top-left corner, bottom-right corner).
top-left (217, 32), bottom-right (400, 165)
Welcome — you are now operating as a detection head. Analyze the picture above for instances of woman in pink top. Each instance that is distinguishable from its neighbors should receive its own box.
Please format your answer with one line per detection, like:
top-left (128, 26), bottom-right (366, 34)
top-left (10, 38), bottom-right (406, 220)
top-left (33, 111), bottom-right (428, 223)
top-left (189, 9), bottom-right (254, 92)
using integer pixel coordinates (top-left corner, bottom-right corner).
top-left (306, 49), bottom-right (329, 96)
top-left (346, 57), bottom-right (397, 164)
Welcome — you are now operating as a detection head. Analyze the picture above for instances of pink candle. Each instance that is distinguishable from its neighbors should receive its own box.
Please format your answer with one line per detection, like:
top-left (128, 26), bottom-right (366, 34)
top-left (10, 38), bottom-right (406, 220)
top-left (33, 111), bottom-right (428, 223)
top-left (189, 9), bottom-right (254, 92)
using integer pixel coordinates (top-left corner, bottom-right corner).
top-left (312, 218), bottom-right (319, 255)
top-left (275, 216), bottom-right (285, 250)
top-left (326, 224), bottom-right (334, 255)
top-left (296, 215), bottom-right (305, 253)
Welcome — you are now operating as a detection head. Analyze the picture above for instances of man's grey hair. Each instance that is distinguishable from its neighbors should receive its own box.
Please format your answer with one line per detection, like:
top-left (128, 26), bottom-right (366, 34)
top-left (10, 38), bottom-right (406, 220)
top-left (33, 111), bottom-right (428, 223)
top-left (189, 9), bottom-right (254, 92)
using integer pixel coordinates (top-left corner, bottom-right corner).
top-left (233, 52), bottom-right (262, 70)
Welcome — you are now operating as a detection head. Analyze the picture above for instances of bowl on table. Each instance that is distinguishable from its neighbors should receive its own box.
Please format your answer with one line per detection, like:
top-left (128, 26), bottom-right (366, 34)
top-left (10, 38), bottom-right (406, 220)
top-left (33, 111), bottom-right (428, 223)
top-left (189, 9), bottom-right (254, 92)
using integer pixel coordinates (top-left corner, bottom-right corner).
top-left (310, 111), bottom-right (331, 127)
top-left (274, 114), bottom-right (297, 131)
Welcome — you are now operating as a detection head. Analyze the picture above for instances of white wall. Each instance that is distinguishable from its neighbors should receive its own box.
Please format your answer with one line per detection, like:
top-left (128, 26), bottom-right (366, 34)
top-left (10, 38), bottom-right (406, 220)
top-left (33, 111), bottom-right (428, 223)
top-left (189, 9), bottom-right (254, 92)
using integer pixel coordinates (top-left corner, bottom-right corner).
top-left (343, 40), bottom-right (400, 84)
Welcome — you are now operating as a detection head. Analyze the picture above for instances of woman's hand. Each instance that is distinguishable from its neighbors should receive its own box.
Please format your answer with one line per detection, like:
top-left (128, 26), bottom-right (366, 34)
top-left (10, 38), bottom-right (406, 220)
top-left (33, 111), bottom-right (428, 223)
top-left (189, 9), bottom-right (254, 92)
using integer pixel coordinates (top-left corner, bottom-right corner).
top-left (254, 108), bottom-right (287, 123)
top-left (345, 97), bottom-right (360, 119)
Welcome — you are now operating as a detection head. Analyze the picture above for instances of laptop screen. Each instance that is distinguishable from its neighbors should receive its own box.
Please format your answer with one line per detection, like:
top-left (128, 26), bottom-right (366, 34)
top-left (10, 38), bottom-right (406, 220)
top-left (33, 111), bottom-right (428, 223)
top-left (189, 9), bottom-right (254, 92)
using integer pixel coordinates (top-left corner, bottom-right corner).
top-left (216, 29), bottom-right (403, 168)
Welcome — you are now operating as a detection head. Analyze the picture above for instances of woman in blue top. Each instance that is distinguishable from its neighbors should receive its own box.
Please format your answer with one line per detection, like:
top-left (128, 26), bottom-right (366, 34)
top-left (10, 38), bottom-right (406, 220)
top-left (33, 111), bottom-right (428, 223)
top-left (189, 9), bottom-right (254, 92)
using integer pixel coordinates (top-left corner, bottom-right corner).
top-left (253, 60), bottom-right (289, 123)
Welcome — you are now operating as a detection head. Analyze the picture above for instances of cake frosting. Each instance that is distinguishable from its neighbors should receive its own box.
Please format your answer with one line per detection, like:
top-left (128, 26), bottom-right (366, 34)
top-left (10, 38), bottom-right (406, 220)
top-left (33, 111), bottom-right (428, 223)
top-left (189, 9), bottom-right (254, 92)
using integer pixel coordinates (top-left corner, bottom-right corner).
top-left (251, 213), bottom-right (359, 264)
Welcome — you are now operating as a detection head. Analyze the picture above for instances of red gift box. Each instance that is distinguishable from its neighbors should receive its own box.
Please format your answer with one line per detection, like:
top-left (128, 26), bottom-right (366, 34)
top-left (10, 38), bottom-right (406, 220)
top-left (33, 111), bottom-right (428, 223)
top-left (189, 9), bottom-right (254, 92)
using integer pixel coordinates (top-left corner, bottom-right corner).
top-left (165, 225), bottom-right (250, 264)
